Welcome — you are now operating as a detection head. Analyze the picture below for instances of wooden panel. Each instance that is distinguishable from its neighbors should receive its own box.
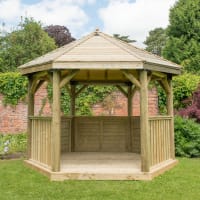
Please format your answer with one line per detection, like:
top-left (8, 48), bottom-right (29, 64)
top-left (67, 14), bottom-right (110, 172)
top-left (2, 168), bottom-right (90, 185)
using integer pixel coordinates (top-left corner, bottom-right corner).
top-left (61, 117), bottom-right (72, 153)
top-left (149, 116), bottom-right (172, 166)
top-left (75, 118), bottom-right (101, 151)
top-left (131, 117), bottom-right (140, 153)
top-left (102, 118), bottom-right (128, 152)
top-left (74, 117), bottom-right (130, 152)
top-left (30, 116), bottom-right (52, 168)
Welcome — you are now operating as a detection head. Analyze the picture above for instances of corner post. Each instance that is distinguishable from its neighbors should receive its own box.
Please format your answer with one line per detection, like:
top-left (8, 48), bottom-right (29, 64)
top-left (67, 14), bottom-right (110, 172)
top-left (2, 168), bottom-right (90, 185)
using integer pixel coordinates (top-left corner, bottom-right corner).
top-left (27, 75), bottom-right (34, 159)
top-left (140, 70), bottom-right (150, 172)
top-left (167, 75), bottom-right (175, 159)
top-left (51, 70), bottom-right (61, 172)
top-left (127, 84), bottom-right (133, 151)
top-left (70, 83), bottom-right (76, 152)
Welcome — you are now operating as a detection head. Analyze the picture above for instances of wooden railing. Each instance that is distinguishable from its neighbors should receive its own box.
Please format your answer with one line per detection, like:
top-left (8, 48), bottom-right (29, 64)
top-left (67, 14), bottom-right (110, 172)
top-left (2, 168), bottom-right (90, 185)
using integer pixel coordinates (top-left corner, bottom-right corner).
top-left (149, 116), bottom-right (172, 166)
top-left (29, 116), bottom-right (52, 167)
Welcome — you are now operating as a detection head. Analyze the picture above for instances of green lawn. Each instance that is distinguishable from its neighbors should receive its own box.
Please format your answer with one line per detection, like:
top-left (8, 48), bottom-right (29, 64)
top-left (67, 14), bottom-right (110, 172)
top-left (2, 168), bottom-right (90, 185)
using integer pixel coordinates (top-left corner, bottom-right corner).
top-left (0, 158), bottom-right (199, 200)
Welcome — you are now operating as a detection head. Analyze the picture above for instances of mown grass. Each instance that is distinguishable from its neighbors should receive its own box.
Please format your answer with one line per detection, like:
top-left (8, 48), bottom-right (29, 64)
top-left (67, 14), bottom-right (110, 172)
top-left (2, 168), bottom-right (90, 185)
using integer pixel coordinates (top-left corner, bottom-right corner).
top-left (0, 158), bottom-right (199, 200)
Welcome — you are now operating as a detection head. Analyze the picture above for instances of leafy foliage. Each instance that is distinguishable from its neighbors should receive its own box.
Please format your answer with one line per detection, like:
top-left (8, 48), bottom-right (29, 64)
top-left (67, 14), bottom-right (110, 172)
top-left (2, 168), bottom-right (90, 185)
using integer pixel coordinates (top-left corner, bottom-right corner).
top-left (144, 27), bottom-right (167, 56)
top-left (44, 25), bottom-right (75, 47)
top-left (0, 72), bottom-right (28, 105)
top-left (113, 34), bottom-right (136, 43)
top-left (163, 0), bottom-right (200, 73)
top-left (0, 17), bottom-right (56, 72)
top-left (174, 116), bottom-right (200, 157)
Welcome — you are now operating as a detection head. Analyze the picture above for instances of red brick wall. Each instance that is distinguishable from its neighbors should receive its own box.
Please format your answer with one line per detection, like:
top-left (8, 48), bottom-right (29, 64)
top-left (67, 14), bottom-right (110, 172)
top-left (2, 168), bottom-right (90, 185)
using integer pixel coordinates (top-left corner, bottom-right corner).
top-left (0, 83), bottom-right (51, 134)
top-left (92, 88), bottom-right (158, 116)
top-left (0, 85), bottom-right (158, 134)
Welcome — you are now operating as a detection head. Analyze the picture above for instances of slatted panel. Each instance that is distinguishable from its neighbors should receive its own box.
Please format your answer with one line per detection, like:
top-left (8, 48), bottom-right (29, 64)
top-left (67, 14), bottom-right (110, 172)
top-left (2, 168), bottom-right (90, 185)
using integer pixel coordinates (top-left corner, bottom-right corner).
top-left (30, 117), bottom-right (51, 167)
top-left (61, 117), bottom-right (72, 152)
top-left (75, 118), bottom-right (101, 151)
top-left (149, 116), bottom-right (172, 166)
top-left (131, 117), bottom-right (141, 153)
top-left (74, 117), bottom-right (129, 152)
top-left (102, 118), bottom-right (128, 152)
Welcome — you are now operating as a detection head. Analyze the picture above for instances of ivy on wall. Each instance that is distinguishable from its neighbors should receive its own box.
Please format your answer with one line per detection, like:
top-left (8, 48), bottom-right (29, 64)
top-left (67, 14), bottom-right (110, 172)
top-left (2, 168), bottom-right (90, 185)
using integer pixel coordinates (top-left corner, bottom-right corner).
top-left (0, 72), bottom-right (28, 105)
top-left (47, 84), bottom-right (115, 115)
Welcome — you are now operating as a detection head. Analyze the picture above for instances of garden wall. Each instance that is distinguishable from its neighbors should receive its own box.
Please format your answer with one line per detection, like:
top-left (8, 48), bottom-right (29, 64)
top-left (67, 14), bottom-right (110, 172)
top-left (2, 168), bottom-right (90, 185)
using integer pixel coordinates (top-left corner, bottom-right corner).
top-left (0, 84), bottom-right (158, 134)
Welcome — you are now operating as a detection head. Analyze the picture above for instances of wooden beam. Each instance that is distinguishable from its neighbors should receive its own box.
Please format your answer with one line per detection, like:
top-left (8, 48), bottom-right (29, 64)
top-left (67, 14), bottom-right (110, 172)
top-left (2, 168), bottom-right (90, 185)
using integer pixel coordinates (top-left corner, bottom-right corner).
top-left (152, 71), bottom-right (167, 79)
top-left (116, 85), bottom-right (128, 98)
top-left (27, 76), bottom-right (34, 159)
top-left (34, 80), bottom-right (45, 93)
top-left (75, 85), bottom-right (88, 97)
top-left (65, 85), bottom-right (71, 95)
top-left (60, 70), bottom-right (79, 88)
top-left (140, 70), bottom-right (150, 172)
top-left (122, 70), bottom-right (141, 88)
top-left (167, 77), bottom-right (175, 159)
top-left (51, 70), bottom-right (61, 172)
top-left (159, 78), bottom-right (170, 94)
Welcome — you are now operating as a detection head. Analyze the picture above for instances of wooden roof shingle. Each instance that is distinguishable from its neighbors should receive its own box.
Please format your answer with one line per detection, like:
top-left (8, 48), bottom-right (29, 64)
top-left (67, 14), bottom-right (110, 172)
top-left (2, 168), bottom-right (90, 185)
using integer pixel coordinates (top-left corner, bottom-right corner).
top-left (18, 30), bottom-right (181, 75)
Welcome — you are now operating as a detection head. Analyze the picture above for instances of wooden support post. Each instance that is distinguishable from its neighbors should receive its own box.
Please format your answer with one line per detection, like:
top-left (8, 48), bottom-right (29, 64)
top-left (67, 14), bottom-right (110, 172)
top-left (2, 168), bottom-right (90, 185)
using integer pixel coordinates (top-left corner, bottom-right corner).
top-left (127, 84), bottom-right (133, 151)
top-left (127, 84), bottom-right (132, 116)
top-left (70, 84), bottom-right (76, 152)
top-left (51, 70), bottom-right (61, 172)
top-left (27, 76), bottom-right (34, 159)
top-left (70, 84), bottom-right (76, 116)
top-left (167, 76), bottom-right (175, 159)
top-left (140, 70), bottom-right (150, 172)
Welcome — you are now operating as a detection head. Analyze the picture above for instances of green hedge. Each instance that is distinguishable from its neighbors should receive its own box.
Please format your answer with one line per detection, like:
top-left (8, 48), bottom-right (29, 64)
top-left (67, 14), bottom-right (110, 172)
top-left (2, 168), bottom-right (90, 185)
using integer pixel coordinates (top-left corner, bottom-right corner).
top-left (174, 116), bottom-right (200, 157)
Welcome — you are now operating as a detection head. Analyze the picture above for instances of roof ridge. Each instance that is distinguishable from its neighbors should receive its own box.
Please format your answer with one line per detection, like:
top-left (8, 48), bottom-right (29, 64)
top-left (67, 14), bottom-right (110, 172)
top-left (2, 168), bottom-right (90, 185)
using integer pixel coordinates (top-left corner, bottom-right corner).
top-left (98, 32), bottom-right (144, 61)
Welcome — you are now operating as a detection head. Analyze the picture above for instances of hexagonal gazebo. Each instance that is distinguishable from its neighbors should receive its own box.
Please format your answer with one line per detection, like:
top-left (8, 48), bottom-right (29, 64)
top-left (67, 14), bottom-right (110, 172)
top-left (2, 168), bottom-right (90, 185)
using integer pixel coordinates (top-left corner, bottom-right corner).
top-left (19, 30), bottom-right (181, 181)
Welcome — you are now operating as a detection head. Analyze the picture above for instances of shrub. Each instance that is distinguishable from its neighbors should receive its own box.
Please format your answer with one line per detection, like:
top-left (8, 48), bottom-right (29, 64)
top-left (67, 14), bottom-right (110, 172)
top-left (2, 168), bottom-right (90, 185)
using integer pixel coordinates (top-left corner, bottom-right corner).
top-left (174, 116), bottom-right (200, 157)
top-left (178, 87), bottom-right (200, 122)
top-left (0, 133), bottom-right (27, 157)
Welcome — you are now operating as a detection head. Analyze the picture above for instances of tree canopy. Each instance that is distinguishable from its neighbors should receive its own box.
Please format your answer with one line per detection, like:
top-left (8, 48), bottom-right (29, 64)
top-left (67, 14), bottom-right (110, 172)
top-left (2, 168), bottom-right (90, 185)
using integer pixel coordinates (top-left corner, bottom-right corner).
top-left (144, 28), bottom-right (167, 56)
top-left (44, 25), bottom-right (75, 47)
top-left (162, 0), bottom-right (200, 73)
top-left (0, 18), bottom-right (56, 72)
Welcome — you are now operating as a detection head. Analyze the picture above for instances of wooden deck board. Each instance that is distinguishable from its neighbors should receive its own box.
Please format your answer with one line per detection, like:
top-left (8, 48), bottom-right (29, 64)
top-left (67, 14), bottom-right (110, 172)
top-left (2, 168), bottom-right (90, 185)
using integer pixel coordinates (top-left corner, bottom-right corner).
top-left (60, 152), bottom-right (141, 174)
top-left (24, 152), bottom-right (178, 181)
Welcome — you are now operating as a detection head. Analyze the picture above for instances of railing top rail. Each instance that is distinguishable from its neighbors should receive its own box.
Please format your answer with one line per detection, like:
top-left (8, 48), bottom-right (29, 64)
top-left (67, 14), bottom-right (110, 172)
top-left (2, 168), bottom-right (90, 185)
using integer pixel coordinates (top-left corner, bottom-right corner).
top-left (149, 115), bottom-right (173, 120)
top-left (29, 116), bottom-right (52, 120)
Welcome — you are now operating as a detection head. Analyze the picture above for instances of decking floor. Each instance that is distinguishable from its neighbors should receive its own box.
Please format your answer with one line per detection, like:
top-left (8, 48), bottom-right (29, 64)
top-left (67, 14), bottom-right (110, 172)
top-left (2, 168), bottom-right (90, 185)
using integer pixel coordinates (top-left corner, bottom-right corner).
top-left (60, 152), bottom-right (141, 174)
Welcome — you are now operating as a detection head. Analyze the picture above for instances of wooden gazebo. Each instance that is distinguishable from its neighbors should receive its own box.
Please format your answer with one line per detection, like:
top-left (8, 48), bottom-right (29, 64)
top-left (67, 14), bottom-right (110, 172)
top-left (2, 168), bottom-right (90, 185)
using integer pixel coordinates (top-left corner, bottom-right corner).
top-left (19, 30), bottom-right (181, 180)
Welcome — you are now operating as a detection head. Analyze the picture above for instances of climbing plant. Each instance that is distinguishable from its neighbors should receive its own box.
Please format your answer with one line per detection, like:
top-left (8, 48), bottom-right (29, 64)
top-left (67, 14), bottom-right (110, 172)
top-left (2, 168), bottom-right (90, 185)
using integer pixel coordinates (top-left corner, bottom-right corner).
top-left (0, 72), bottom-right (28, 105)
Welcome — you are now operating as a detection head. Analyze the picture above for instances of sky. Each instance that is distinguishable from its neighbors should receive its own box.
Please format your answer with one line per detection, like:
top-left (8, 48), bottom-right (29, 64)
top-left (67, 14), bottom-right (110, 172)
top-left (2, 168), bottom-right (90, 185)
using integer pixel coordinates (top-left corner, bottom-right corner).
top-left (0, 0), bottom-right (177, 47)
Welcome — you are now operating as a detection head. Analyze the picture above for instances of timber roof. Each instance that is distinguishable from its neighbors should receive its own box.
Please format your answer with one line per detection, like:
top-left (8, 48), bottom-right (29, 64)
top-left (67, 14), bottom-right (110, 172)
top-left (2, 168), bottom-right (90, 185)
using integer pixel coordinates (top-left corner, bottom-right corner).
top-left (19, 30), bottom-right (181, 75)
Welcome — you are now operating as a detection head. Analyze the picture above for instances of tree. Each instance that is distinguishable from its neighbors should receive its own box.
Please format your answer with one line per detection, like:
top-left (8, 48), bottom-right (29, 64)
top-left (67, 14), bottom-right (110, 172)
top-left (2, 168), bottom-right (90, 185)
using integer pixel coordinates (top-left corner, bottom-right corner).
top-left (162, 0), bottom-right (200, 73)
top-left (144, 28), bottom-right (167, 56)
top-left (44, 25), bottom-right (75, 47)
top-left (113, 34), bottom-right (136, 43)
top-left (0, 17), bottom-right (56, 72)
